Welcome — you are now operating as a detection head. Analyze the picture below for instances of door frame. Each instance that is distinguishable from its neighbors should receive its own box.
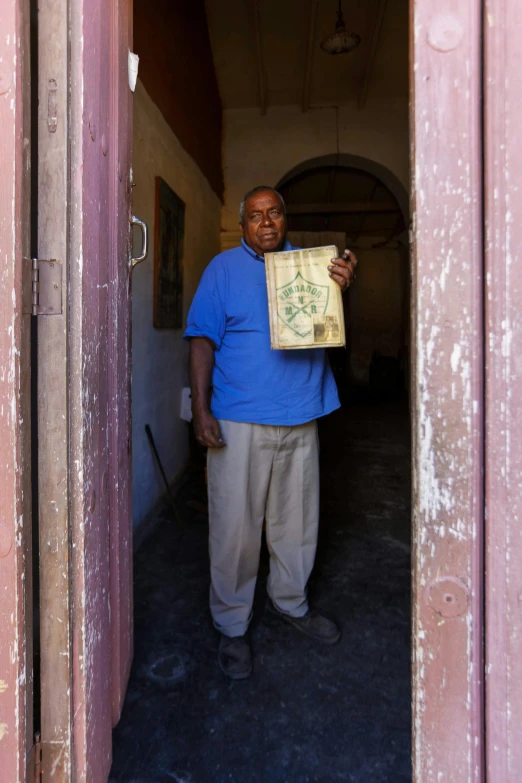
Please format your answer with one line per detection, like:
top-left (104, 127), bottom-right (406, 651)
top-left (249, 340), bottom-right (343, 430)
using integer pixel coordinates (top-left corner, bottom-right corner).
top-left (484, 0), bottom-right (522, 779)
top-left (36, 0), bottom-right (135, 779)
top-left (37, 0), bottom-right (73, 776)
top-left (0, 0), bottom-right (33, 779)
top-left (5, 0), bottom-right (522, 779)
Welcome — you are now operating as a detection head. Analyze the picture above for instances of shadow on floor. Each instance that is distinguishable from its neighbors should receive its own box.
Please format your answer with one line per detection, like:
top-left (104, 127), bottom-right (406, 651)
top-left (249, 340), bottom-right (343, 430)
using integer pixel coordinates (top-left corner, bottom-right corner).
top-left (110, 402), bottom-right (411, 783)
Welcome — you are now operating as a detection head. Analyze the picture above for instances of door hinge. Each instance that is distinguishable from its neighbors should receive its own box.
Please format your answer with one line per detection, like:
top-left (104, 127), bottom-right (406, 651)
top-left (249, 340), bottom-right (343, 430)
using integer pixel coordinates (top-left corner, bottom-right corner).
top-left (33, 732), bottom-right (42, 781)
top-left (24, 257), bottom-right (63, 315)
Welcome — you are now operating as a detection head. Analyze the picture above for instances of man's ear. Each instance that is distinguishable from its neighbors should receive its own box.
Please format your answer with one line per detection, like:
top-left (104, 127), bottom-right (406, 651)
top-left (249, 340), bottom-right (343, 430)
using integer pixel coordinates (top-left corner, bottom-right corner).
top-left (239, 222), bottom-right (245, 237)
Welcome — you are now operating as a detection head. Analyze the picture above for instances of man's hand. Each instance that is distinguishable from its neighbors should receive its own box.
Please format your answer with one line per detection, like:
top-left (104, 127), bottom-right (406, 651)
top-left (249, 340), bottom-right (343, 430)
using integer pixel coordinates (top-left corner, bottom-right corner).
top-left (193, 408), bottom-right (226, 449)
top-left (189, 337), bottom-right (225, 449)
top-left (328, 249), bottom-right (358, 292)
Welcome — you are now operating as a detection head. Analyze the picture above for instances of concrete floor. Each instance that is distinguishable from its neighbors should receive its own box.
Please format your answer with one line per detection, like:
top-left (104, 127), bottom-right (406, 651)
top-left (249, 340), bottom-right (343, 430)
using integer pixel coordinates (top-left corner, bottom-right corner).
top-left (110, 402), bottom-right (411, 783)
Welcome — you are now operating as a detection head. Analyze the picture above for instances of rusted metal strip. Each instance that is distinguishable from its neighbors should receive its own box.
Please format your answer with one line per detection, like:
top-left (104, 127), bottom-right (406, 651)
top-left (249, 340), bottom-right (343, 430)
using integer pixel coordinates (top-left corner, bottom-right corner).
top-left (410, 1), bottom-right (484, 780)
top-left (0, 0), bottom-right (33, 779)
top-left (484, 1), bottom-right (522, 780)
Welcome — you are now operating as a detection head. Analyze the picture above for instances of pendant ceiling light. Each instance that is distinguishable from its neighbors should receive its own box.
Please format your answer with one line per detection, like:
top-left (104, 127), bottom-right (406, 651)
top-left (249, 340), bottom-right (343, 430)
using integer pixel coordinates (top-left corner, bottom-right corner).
top-left (320, 0), bottom-right (361, 55)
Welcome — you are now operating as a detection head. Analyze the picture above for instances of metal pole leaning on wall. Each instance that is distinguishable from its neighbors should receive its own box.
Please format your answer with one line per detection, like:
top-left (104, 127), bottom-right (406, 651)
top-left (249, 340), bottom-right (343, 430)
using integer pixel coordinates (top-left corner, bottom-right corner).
top-left (145, 424), bottom-right (183, 526)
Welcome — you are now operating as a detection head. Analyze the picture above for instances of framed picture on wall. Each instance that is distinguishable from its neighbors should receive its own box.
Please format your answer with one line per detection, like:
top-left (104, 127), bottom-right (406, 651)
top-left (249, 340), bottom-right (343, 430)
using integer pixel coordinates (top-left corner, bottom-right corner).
top-left (153, 176), bottom-right (185, 329)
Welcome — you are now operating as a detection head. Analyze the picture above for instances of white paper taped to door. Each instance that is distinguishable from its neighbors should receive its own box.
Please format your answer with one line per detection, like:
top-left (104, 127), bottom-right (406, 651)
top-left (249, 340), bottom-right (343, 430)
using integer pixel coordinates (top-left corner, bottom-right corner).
top-left (180, 387), bottom-right (192, 422)
top-left (128, 51), bottom-right (139, 92)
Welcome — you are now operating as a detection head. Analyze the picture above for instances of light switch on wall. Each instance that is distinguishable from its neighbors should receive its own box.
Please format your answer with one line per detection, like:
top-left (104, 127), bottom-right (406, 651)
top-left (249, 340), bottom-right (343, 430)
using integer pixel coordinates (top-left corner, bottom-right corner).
top-left (180, 387), bottom-right (192, 422)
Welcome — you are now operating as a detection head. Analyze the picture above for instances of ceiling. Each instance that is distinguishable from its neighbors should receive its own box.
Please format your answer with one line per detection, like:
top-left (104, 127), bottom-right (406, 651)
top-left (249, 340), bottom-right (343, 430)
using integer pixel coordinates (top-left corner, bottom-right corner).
top-left (204, 0), bottom-right (409, 112)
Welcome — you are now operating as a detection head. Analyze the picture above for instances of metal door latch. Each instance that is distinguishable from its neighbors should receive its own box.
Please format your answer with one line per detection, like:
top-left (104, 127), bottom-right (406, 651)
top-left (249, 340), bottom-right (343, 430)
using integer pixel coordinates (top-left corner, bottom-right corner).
top-left (24, 257), bottom-right (63, 315)
top-left (130, 215), bottom-right (148, 269)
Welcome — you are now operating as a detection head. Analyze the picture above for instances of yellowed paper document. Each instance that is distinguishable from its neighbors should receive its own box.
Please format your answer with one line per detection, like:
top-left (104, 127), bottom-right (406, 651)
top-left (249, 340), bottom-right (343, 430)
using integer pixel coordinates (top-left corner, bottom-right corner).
top-left (265, 246), bottom-right (346, 350)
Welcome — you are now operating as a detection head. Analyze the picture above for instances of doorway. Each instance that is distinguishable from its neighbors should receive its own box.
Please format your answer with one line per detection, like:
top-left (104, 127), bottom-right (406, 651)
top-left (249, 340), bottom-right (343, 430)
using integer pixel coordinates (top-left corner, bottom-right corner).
top-left (277, 155), bottom-right (409, 405)
top-left (0, 0), bottom-right (497, 779)
top-left (112, 0), bottom-right (412, 780)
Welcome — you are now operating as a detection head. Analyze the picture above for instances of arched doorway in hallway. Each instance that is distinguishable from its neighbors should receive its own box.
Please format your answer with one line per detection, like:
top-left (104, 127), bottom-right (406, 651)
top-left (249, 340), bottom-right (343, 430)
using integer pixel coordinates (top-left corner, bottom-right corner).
top-left (277, 154), bottom-right (410, 406)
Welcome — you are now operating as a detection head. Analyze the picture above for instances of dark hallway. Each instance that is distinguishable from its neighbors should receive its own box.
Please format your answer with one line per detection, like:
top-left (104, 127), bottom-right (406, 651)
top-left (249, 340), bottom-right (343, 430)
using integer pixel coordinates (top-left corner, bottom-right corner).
top-left (110, 403), bottom-right (411, 783)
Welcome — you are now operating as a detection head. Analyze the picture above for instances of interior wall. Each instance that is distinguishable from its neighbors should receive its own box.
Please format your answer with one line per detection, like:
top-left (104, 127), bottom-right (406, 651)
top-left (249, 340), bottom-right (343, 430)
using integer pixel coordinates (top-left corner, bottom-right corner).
top-left (222, 97), bottom-right (409, 237)
top-left (134, 0), bottom-right (223, 199)
top-left (131, 80), bottom-right (221, 528)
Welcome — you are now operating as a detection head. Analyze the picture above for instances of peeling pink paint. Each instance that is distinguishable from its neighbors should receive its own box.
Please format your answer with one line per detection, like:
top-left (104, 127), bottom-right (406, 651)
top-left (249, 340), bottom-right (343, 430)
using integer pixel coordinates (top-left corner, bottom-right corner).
top-left (67, 1), bottom-right (134, 780)
top-left (411, 1), bottom-right (484, 781)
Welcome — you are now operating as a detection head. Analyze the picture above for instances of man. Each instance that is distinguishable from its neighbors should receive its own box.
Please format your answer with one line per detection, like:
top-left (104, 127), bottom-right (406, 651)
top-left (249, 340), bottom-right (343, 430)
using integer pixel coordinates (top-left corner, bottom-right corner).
top-left (184, 186), bottom-right (357, 679)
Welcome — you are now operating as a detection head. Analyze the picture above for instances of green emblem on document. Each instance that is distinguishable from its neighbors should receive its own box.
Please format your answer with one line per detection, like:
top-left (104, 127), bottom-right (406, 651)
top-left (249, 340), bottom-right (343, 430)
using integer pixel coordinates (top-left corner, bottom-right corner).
top-left (276, 272), bottom-right (330, 338)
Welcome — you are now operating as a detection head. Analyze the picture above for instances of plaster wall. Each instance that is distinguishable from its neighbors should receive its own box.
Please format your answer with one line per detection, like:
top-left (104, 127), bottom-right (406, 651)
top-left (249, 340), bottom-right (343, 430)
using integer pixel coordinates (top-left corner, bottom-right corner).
top-left (134, 0), bottom-right (223, 198)
top-left (222, 97), bottom-right (409, 233)
top-left (131, 80), bottom-right (221, 527)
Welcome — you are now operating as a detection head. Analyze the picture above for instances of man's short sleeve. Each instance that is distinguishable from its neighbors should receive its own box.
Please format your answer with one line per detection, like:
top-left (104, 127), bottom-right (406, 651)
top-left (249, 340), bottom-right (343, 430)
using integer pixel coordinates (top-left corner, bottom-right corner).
top-left (184, 258), bottom-right (227, 349)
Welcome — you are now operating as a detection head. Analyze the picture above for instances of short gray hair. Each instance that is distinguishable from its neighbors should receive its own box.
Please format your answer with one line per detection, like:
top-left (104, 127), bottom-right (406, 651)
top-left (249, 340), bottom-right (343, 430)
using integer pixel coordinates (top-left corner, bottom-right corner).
top-left (239, 186), bottom-right (286, 224)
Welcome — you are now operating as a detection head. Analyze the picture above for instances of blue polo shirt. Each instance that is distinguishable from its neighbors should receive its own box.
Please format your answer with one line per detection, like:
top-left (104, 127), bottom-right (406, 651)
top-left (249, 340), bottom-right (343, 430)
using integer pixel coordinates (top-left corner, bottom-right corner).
top-left (184, 239), bottom-right (340, 426)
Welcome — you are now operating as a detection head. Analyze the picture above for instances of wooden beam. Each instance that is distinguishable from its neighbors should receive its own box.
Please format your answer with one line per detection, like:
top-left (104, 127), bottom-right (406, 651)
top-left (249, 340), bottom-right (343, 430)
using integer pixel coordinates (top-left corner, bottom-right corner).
top-left (286, 201), bottom-right (399, 215)
top-left (253, 0), bottom-right (268, 115)
top-left (357, 0), bottom-right (387, 109)
top-left (302, 0), bottom-right (319, 112)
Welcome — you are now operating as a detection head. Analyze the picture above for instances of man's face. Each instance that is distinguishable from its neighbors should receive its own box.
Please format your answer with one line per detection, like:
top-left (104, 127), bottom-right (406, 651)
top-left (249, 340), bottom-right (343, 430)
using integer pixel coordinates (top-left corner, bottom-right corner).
top-left (241, 190), bottom-right (287, 257)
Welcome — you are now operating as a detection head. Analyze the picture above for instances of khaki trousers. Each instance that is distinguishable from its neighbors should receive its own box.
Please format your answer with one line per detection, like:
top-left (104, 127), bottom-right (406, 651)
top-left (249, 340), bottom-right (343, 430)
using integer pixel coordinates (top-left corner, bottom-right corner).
top-left (207, 418), bottom-right (320, 637)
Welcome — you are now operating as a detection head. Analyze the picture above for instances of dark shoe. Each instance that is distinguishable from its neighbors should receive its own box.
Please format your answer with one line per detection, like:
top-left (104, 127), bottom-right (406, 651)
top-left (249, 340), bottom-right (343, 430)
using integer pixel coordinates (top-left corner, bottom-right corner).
top-left (218, 634), bottom-right (252, 680)
top-left (267, 601), bottom-right (341, 645)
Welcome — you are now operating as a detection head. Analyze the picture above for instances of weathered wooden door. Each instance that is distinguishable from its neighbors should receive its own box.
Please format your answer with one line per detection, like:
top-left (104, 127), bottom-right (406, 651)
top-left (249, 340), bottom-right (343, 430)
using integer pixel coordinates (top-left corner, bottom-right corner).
top-left (412, 0), bottom-right (522, 778)
top-left (0, 0), bottom-right (32, 779)
top-left (37, 0), bottom-right (137, 779)
top-left (411, 0), bottom-right (485, 780)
